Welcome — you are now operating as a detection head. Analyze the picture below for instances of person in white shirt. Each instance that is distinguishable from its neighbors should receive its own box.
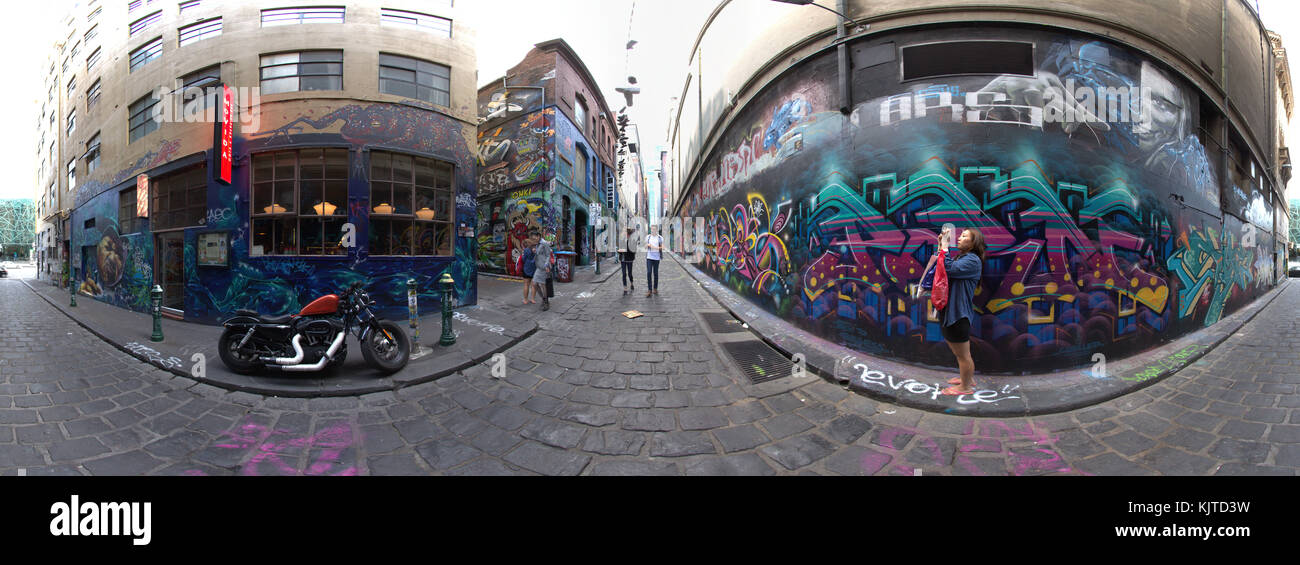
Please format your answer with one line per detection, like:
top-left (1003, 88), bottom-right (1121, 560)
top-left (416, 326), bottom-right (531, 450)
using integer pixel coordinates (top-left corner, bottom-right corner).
top-left (645, 225), bottom-right (663, 297)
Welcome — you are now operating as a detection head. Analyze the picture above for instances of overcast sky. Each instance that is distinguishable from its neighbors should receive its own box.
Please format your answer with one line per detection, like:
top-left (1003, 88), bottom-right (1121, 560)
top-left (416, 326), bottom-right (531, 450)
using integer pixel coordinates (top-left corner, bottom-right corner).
top-left (7, 0), bottom-right (1300, 205)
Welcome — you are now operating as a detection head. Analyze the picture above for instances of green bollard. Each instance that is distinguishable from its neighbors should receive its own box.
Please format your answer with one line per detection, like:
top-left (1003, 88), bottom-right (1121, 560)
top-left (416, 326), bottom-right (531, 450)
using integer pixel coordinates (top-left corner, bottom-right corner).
top-left (151, 285), bottom-right (164, 342)
top-left (438, 273), bottom-right (456, 346)
top-left (70, 275), bottom-right (76, 307)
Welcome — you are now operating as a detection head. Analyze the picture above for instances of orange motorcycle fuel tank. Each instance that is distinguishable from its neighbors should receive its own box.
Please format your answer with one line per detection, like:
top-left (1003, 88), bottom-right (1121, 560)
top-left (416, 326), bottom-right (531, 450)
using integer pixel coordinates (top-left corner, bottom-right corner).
top-left (298, 294), bottom-right (340, 317)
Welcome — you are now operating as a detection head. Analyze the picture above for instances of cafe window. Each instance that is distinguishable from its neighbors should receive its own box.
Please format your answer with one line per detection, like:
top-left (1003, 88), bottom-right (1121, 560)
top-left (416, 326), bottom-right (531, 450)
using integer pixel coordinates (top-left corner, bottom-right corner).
top-left (368, 150), bottom-right (453, 256)
top-left (151, 163), bottom-right (207, 231)
top-left (250, 148), bottom-right (349, 256)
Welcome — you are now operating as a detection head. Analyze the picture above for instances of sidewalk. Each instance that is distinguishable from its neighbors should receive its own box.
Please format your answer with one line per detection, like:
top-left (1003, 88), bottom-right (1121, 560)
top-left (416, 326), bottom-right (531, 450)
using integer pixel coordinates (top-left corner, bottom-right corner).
top-left (670, 253), bottom-right (1292, 417)
top-left (22, 278), bottom-right (535, 398)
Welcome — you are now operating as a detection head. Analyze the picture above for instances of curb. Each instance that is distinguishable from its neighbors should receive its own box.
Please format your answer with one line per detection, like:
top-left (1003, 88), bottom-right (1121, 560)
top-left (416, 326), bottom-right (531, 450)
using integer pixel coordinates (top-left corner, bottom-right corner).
top-left (21, 278), bottom-right (536, 398)
top-left (670, 254), bottom-right (1291, 416)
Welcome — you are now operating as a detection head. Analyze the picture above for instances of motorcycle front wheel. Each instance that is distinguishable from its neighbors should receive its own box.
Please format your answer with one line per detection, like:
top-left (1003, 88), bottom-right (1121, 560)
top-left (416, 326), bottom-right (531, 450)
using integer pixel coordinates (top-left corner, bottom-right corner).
top-left (218, 328), bottom-right (265, 375)
top-left (360, 320), bottom-right (410, 374)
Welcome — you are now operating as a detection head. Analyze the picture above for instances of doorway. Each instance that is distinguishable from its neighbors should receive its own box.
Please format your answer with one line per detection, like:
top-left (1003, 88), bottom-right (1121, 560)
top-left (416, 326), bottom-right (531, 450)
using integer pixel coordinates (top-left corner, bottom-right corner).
top-left (574, 209), bottom-right (588, 265)
top-left (154, 232), bottom-right (185, 311)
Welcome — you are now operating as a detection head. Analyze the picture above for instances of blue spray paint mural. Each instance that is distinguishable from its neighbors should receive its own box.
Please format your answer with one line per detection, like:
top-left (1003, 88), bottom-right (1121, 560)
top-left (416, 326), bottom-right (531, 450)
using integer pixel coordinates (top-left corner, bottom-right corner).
top-left (681, 30), bottom-right (1282, 373)
top-left (69, 101), bottom-right (479, 324)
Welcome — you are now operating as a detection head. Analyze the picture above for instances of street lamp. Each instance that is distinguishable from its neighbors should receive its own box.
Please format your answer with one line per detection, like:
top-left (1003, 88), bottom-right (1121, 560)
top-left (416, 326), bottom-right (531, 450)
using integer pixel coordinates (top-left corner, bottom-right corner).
top-left (770, 0), bottom-right (854, 23)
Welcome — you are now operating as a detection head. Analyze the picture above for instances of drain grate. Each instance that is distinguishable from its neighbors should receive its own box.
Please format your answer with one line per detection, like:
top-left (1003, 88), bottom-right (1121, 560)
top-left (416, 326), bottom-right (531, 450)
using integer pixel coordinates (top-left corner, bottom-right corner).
top-left (700, 311), bottom-right (747, 333)
top-left (719, 340), bottom-right (794, 384)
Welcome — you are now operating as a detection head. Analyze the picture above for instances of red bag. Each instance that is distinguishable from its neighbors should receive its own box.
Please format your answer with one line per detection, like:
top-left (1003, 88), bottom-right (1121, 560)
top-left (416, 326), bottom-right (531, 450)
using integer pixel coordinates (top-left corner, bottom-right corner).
top-left (931, 252), bottom-right (949, 311)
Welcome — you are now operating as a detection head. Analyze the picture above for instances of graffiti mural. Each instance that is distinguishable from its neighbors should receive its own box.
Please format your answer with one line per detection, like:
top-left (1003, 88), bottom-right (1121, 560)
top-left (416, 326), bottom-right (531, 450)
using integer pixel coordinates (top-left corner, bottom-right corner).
top-left (476, 185), bottom-right (557, 275)
top-left (68, 99), bottom-right (480, 324)
top-left (681, 29), bottom-right (1280, 373)
top-left (477, 108), bottom-right (555, 195)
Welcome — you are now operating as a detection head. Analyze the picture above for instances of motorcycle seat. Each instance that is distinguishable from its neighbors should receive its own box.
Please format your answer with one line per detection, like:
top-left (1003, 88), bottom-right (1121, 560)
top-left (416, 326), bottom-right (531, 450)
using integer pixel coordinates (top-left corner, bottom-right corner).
top-left (235, 309), bottom-right (295, 325)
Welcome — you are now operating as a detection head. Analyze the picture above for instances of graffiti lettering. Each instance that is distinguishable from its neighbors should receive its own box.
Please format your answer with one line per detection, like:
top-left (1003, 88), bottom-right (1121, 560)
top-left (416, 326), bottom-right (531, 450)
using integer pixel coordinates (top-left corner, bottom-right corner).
top-left (452, 311), bottom-right (505, 334)
top-left (854, 363), bottom-right (1021, 405)
top-left (124, 342), bottom-right (184, 370)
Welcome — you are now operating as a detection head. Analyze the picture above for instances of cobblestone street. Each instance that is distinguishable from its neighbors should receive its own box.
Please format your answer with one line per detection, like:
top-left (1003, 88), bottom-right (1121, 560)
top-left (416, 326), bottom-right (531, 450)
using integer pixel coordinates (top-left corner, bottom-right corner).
top-left (1, 264), bottom-right (1298, 476)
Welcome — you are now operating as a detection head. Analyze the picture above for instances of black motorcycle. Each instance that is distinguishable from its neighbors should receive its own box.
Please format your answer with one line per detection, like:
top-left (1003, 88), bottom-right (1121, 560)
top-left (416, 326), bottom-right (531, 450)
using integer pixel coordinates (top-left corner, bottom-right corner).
top-left (218, 282), bottom-right (411, 375)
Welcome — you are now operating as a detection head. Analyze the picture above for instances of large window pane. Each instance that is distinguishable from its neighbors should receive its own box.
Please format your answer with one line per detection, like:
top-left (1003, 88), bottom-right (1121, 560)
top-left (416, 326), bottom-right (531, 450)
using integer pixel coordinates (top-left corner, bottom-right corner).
top-left (260, 51), bottom-right (342, 94)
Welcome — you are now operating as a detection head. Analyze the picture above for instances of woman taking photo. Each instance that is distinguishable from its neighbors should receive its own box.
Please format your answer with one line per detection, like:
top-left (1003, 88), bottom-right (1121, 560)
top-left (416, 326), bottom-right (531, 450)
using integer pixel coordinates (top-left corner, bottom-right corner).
top-left (926, 226), bottom-right (986, 396)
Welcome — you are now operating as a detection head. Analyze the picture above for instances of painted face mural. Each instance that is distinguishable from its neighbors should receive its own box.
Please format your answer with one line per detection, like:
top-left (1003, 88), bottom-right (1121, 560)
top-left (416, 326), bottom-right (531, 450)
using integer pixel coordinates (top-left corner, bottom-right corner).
top-left (684, 30), bottom-right (1277, 373)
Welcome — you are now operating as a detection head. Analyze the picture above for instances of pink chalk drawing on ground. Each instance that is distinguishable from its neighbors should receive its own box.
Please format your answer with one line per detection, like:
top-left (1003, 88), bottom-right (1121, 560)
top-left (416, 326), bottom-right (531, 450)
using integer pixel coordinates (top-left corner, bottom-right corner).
top-left (865, 419), bottom-right (1092, 476)
top-left (195, 420), bottom-right (360, 476)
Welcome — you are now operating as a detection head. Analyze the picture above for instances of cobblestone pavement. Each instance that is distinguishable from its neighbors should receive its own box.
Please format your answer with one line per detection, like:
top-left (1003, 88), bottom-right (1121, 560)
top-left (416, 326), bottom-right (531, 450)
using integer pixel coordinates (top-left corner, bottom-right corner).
top-left (1, 268), bottom-right (1298, 476)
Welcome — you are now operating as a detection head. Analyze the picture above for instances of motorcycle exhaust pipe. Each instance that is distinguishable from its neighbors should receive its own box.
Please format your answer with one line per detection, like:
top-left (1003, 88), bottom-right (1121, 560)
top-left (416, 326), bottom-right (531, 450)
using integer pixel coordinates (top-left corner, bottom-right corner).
top-left (281, 331), bottom-right (347, 372)
top-left (262, 334), bottom-right (306, 365)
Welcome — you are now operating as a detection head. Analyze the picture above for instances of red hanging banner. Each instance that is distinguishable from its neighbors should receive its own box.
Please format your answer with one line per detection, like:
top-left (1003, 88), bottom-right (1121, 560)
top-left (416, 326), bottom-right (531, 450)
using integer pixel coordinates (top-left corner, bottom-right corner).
top-left (218, 84), bottom-right (233, 184)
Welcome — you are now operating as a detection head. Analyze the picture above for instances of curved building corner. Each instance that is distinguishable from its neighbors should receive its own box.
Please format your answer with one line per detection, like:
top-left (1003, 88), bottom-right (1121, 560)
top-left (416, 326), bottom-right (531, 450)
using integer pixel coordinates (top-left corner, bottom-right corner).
top-left (667, 0), bottom-right (1292, 374)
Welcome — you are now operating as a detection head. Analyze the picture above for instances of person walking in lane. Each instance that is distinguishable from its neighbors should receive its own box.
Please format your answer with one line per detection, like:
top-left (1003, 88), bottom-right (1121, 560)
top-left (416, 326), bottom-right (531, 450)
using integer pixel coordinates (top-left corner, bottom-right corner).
top-left (929, 226), bottom-right (986, 396)
top-left (645, 225), bottom-right (663, 297)
top-left (532, 229), bottom-right (554, 311)
top-left (620, 227), bottom-right (637, 295)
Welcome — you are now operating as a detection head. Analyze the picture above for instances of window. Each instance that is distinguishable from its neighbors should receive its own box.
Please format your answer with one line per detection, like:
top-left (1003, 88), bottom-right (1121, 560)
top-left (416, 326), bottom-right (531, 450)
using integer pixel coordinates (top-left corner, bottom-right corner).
top-left (575, 97), bottom-right (587, 134)
top-left (901, 41), bottom-right (1034, 81)
top-left (151, 163), bottom-right (207, 231)
top-left (250, 148), bottom-right (349, 256)
top-left (129, 37), bottom-right (163, 72)
top-left (85, 132), bottom-right (101, 174)
top-left (119, 186), bottom-right (137, 234)
top-left (128, 0), bottom-right (142, 11)
top-left (179, 1), bottom-right (201, 15)
top-left (261, 6), bottom-right (345, 27)
top-left (130, 11), bottom-right (162, 37)
top-left (180, 65), bottom-right (221, 111)
top-left (260, 51), bottom-right (343, 94)
top-left (68, 160), bottom-right (76, 190)
top-left (88, 6), bottom-right (101, 21)
top-left (380, 8), bottom-right (452, 38)
top-left (67, 75), bottom-right (76, 97)
top-left (63, 57), bottom-right (70, 74)
top-left (85, 25), bottom-right (98, 43)
top-left (87, 79), bottom-right (101, 110)
top-left (87, 47), bottom-right (101, 71)
top-left (66, 109), bottom-right (76, 135)
top-left (128, 94), bottom-right (160, 142)
top-left (369, 151), bottom-right (453, 256)
top-left (377, 53), bottom-right (450, 106)
top-left (70, 42), bottom-right (80, 59)
top-left (179, 17), bottom-right (221, 46)
top-left (575, 149), bottom-right (587, 193)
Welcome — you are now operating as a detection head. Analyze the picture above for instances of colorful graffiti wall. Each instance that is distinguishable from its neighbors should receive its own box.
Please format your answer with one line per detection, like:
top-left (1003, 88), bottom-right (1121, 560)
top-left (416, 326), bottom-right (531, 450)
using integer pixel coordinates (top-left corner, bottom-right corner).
top-left (682, 29), bottom-right (1282, 373)
top-left (475, 106), bottom-right (604, 273)
top-left (69, 100), bottom-right (479, 323)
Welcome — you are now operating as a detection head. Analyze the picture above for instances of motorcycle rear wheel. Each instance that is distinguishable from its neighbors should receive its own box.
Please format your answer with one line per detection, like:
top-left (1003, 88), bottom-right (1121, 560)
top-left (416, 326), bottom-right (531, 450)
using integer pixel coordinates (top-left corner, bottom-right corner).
top-left (218, 328), bottom-right (265, 375)
top-left (360, 320), bottom-right (410, 374)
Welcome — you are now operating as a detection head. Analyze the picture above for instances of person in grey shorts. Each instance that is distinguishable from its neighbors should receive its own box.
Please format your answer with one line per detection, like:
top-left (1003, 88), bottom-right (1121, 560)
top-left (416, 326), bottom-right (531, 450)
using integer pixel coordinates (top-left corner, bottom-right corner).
top-left (532, 229), bottom-right (554, 311)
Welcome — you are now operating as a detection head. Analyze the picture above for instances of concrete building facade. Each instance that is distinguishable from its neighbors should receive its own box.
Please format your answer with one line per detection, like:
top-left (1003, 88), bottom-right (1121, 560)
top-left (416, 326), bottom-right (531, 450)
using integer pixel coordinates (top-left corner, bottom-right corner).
top-left (475, 39), bottom-right (618, 276)
top-left (668, 0), bottom-right (1292, 373)
top-left (38, 0), bottom-right (478, 323)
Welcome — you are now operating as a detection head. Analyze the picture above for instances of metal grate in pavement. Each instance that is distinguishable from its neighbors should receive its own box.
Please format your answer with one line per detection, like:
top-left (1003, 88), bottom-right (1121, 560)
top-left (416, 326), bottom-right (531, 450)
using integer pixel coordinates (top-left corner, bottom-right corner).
top-left (719, 340), bottom-right (794, 384)
top-left (700, 311), bottom-right (747, 333)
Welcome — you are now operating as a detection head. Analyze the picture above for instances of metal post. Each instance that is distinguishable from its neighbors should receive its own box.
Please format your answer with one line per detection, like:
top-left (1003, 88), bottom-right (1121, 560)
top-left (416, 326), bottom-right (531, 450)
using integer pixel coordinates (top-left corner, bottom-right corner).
top-left (69, 270), bottom-right (76, 307)
top-left (407, 278), bottom-right (420, 344)
top-left (150, 285), bottom-right (164, 342)
top-left (439, 273), bottom-right (456, 346)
